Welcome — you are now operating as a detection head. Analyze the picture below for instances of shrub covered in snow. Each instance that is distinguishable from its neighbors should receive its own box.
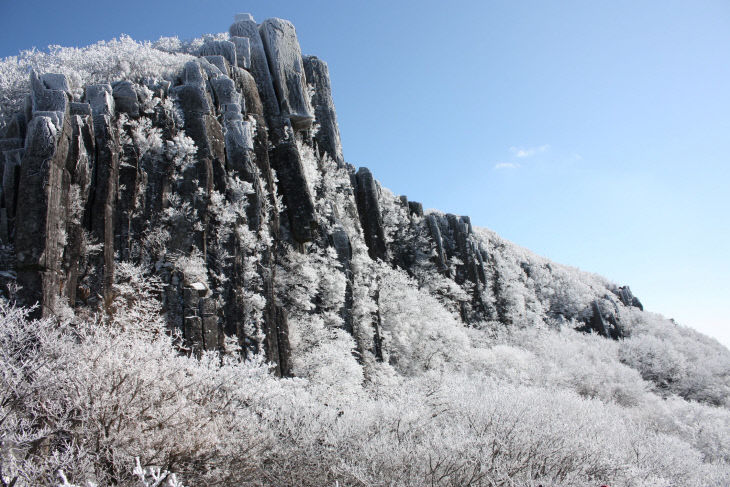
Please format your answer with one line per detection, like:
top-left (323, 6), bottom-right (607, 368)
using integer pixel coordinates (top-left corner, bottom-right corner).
top-left (2, 288), bottom-right (729, 486)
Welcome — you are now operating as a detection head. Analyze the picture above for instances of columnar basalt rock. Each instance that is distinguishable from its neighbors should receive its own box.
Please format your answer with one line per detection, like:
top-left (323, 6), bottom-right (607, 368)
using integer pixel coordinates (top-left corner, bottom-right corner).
top-left (330, 227), bottom-right (355, 334)
top-left (232, 67), bottom-right (280, 233)
top-left (203, 56), bottom-right (228, 78)
top-left (229, 15), bottom-right (316, 244)
top-left (30, 71), bottom-right (69, 116)
top-left (268, 123), bottom-right (317, 243)
top-left (222, 63), bottom-right (289, 369)
top-left (353, 167), bottom-right (388, 261)
top-left (421, 212), bottom-right (491, 321)
top-left (259, 18), bottom-right (314, 131)
top-left (84, 83), bottom-right (119, 306)
top-left (231, 36), bottom-right (251, 70)
top-left (407, 201), bottom-right (424, 218)
top-left (172, 60), bottom-right (227, 248)
top-left (14, 74), bottom-right (74, 315)
top-left (199, 40), bottom-right (237, 68)
top-left (303, 56), bottom-right (344, 166)
top-left (2, 148), bottom-right (23, 237)
top-left (229, 15), bottom-right (280, 123)
top-left (63, 112), bottom-right (95, 305)
top-left (426, 214), bottom-right (450, 275)
top-left (0, 14), bottom-right (644, 383)
top-left (112, 81), bottom-right (140, 118)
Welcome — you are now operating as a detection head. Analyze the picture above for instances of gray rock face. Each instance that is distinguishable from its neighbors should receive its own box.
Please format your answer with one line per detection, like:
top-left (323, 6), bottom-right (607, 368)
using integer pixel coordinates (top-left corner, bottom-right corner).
top-left (269, 127), bottom-right (317, 243)
top-left (259, 18), bottom-right (314, 130)
top-left (408, 201), bottom-right (423, 217)
top-left (223, 115), bottom-right (261, 230)
top-left (63, 113), bottom-right (95, 305)
top-left (183, 60), bottom-right (207, 87)
top-left (229, 22), bottom-right (318, 245)
top-left (426, 214), bottom-right (449, 274)
top-left (330, 227), bottom-right (354, 334)
top-left (181, 282), bottom-right (220, 353)
top-left (422, 212), bottom-right (489, 321)
top-left (172, 63), bottom-right (226, 201)
top-left (81, 82), bottom-right (120, 306)
top-left (303, 56), bottom-right (344, 166)
top-left (15, 109), bottom-right (72, 315)
top-left (70, 102), bottom-right (92, 116)
top-left (85, 84), bottom-right (115, 118)
top-left (3, 113), bottom-right (27, 141)
top-left (40, 73), bottom-right (71, 95)
top-left (0, 139), bottom-right (23, 152)
top-left (204, 55), bottom-right (230, 77)
top-left (229, 16), bottom-right (280, 122)
top-left (112, 81), bottom-right (140, 118)
top-left (235, 12), bottom-right (255, 23)
top-left (211, 76), bottom-right (241, 108)
top-left (2, 149), bottom-right (23, 236)
top-left (586, 299), bottom-right (623, 339)
top-left (23, 116), bottom-right (57, 157)
top-left (616, 285), bottom-right (643, 311)
top-left (354, 167), bottom-right (388, 261)
top-left (231, 36), bottom-right (251, 69)
top-left (30, 71), bottom-right (69, 116)
top-left (232, 67), bottom-right (281, 234)
top-left (199, 40), bottom-right (237, 68)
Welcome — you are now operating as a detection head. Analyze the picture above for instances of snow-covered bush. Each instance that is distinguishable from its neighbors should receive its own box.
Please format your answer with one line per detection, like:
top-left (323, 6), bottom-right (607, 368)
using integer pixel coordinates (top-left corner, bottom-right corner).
top-left (483, 325), bottom-right (650, 407)
top-left (2, 297), bottom-right (728, 486)
top-left (474, 227), bottom-right (615, 325)
top-left (619, 308), bottom-right (730, 406)
top-left (376, 263), bottom-right (470, 374)
top-left (276, 246), bottom-right (363, 397)
top-left (0, 297), bottom-right (279, 486)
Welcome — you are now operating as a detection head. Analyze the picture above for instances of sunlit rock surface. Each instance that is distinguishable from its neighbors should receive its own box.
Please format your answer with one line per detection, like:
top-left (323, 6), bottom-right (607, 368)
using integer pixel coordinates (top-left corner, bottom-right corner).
top-left (0, 14), bottom-right (647, 377)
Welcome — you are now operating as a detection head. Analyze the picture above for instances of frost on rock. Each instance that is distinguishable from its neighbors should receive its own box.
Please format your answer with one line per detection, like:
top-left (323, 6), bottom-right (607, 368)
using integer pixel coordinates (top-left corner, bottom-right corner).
top-left (231, 36), bottom-right (252, 69)
top-left (235, 12), bottom-right (255, 23)
top-left (199, 39), bottom-right (237, 68)
top-left (229, 15), bottom-right (280, 120)
top-left (85, 84), bottom-right (115, 117)
top-left (112, 80), bottom-right (140, 117)
top-left (259, 18), bottom-right (314, 130)
top-left (40, 72), bottom-right (71, 96)
top-left (304, 56), bottom-right (344, 166)
top-left (203, 54), bottom-right (229, 76)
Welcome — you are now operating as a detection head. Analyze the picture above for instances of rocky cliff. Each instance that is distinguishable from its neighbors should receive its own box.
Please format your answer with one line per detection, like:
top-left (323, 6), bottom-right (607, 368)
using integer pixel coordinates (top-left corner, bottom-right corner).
top-left (0, 15), bottom-right (644, 376)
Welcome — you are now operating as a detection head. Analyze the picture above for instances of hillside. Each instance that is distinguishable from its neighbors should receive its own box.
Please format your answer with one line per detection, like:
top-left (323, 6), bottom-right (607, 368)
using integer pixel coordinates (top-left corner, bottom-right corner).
top-left (0, 14), bottom-right (728, 487)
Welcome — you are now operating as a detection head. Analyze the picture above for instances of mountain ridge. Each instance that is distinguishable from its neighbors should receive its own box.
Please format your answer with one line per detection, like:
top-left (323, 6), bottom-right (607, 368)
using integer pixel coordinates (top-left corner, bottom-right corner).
top-left (0, 13), bottom-right (718, 374)
top-left (0, 13), bottom-right (729, 486)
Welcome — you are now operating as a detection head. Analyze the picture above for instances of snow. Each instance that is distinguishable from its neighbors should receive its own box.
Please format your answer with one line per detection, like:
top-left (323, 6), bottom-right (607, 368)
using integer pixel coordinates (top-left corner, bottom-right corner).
top-left (235, 13), bottom-right (255, 23)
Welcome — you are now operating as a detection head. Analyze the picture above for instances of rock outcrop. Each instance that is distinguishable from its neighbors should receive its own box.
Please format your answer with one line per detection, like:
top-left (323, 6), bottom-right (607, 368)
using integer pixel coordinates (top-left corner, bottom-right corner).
top-left (0, 14), bottom-right (645, 378)
top-left (615, 285), bottom-right (643, 311)
top-left (353, 167), bottom-right (388, 261)
top-left (303, 56), bottom-right (344, 166)
top-left (259, 18), bottom-right (314, 131)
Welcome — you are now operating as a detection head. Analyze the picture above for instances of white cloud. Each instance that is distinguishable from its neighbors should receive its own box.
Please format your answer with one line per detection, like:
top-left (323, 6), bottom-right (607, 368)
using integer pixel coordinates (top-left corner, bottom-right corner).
top-left (510, 144), bottom-right (550, 158)
top-left (494, 162), bottom-right (521, 170)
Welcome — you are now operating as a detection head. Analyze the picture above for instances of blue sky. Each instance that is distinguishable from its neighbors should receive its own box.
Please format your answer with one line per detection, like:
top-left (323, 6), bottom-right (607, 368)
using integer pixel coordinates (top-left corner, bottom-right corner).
top-left (2, 0), bottom-right (729, 347)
